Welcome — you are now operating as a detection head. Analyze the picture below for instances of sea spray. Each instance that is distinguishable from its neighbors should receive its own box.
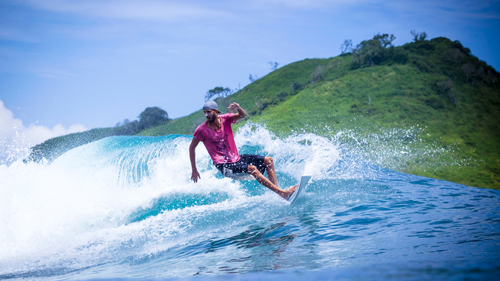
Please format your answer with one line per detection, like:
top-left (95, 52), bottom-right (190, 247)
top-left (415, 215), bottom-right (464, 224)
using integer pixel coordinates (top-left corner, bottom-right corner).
top-left (0, 124), bottom-right (498, 280)
top-left (0, 127), bottom-right (347, 276)
top-left (330, 125), bottom-right (474, 174)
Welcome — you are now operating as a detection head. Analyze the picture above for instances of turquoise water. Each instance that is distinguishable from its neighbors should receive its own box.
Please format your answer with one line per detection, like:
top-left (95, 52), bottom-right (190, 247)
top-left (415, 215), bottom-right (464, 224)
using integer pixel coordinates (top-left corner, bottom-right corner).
top-left (0, 126), bottom-right (499, 280)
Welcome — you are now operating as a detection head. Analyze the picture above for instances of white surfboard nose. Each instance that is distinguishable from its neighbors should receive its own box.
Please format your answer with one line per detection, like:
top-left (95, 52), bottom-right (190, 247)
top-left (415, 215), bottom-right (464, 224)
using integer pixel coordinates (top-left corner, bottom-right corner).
top-left (288, 175), bottom-right (312, 204)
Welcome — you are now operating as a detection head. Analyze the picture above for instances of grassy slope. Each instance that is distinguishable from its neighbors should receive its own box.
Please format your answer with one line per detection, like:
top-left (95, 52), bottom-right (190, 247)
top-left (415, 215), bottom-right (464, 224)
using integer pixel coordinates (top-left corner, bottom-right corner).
top-left (251, 64), bottom-right (499, 189)
top-left (141, 37), bottom-right (500, 190)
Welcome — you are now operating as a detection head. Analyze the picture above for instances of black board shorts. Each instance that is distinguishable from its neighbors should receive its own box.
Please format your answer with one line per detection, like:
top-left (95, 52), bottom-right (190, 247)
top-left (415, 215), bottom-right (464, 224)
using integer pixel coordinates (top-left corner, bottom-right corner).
top-left (215, 154), bottom-right (267, 175)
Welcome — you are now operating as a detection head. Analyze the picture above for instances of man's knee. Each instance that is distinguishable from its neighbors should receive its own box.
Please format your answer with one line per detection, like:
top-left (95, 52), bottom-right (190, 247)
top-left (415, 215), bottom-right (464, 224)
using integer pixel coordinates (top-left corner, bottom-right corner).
top-left (264, 156), bottom-right (273, 166)
top-left (248, 165), bottom-right (261, 175)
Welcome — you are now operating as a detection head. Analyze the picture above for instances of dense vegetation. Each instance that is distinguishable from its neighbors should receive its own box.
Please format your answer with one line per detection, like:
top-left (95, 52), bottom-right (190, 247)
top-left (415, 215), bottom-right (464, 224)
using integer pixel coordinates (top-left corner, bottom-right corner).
top-left (140, 36), bottom-right (500, 190)
top-left (27, 35), bottom-right (499, 190)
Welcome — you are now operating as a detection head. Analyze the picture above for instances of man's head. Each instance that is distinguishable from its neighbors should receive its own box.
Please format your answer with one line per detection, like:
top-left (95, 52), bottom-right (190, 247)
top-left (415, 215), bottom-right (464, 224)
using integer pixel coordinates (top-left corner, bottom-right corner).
top-left (203, 101), bottom-right (220, 122)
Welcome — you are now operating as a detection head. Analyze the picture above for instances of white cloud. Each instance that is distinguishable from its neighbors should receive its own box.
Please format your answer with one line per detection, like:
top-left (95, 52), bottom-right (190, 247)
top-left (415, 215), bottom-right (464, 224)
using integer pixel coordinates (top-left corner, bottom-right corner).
top-left (0, 100), bottom-right (87, 165)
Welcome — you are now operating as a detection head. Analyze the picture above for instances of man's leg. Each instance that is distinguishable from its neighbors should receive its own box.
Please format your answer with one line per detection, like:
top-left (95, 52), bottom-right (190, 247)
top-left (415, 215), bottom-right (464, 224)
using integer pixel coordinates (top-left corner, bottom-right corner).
top-left (248, 165), bottom-right (298, 200)
top-left (264, 156), bottom-right (278, 187)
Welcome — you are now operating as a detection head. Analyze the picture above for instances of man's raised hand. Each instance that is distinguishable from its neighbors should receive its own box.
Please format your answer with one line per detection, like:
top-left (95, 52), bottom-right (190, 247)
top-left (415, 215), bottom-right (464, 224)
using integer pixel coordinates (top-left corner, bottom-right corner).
top-left (228, 102), bottom-right (240, 113)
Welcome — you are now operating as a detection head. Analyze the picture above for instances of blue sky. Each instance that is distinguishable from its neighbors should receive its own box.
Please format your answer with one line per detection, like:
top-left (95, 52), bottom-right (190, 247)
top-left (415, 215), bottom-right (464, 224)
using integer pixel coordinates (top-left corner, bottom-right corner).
top-left (0, 0), bottom-right (499, 152)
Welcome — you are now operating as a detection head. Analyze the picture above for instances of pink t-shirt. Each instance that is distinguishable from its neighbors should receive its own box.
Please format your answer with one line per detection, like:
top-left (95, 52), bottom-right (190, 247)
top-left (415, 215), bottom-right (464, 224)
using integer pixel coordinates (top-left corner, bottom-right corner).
top-left (194, 113), bottom-right (240, 165)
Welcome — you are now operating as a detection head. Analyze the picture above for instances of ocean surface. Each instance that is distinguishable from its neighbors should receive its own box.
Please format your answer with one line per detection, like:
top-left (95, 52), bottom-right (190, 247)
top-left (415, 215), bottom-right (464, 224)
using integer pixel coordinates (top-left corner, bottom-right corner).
top-left (1, 125), bottom-right (499, 280)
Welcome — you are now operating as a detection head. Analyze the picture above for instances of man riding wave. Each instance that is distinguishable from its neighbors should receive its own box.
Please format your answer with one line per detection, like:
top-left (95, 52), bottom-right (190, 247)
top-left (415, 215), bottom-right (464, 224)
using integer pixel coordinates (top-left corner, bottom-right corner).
top-left (189, 101), bottom-right (298, 200)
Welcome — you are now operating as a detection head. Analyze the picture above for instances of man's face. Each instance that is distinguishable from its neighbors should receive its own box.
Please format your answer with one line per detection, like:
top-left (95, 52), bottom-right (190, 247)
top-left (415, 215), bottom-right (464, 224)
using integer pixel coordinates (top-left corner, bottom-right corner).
top-left (203, 109), bottom-right (217, 122)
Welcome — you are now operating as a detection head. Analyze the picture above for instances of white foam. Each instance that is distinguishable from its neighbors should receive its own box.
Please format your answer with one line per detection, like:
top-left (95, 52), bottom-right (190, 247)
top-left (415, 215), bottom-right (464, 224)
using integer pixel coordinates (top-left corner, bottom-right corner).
top-left (0, 125), bottom-right (352, 275)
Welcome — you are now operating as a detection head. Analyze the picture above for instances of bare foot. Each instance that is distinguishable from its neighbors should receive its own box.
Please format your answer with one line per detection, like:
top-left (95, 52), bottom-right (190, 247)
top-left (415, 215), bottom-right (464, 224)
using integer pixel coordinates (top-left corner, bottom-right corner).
top-left (282, 184), bottom-right (299, 200)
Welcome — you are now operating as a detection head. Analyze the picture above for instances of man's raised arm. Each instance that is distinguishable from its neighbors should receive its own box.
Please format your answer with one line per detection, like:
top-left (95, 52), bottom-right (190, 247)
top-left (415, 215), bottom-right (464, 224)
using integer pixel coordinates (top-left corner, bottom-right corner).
top-left (189, 137), bottom-right (201, 183)
top-left (228, 102), bottom-right (247, 121)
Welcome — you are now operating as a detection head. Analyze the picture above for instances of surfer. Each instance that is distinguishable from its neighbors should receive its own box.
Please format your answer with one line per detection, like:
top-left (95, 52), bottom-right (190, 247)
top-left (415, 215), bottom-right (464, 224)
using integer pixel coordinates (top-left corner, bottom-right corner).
top-left (189, 100), bottom-right (298, 200)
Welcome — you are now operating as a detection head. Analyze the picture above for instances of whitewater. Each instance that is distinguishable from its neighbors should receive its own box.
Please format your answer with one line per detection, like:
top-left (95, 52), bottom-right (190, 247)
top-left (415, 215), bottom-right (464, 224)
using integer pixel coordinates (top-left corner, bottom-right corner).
top-left (0, 125), bottom-right (499, 280)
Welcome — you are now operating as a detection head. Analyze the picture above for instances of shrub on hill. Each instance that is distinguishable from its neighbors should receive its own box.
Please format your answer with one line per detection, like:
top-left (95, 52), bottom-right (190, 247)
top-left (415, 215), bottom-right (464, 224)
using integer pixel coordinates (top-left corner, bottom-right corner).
top-left (138, 107), bottom-right (169, 130)
top-left (351, 33), bottom-right (408, 67)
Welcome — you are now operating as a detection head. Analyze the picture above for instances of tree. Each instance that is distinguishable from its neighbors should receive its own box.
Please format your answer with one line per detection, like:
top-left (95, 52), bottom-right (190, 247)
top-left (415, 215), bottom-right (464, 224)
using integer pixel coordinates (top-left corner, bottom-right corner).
top-left (437, 79), bottom-right (452, 92)
top-left (205, 86), bottom-right (233, 101)
top-left (444, 48), bottom-right (464, 63)
top-left (289, 82), bottom-right (305, 95)
top-left (114, 118), bottom-right (130, 127)
top-left (138, 107), bottom-right (169, 130)
top-left (410, 30), bottom-right (427, 42)
top-left (488, 69), bottom-right (498, 85)
top-left (268, 61), bottom-right (279, 70)
top-left (340, 39), bottom-right (352, 54)
top-left (452, 40), bottom-right (471, 56)
top-left (351, 33), bottom-right (397, 67)
top-left (461, 64), bottom-right (475, 83)
top-left (437, 78), bottom-right (457, 105)
top-left (249, 74), bottom-right (259, 83)
top-left (121, 120), bottom-right (141, 134)
top-left (374, 33), bottom-right (396, 48)
top-left (312, 65), bottom-right (326, 83)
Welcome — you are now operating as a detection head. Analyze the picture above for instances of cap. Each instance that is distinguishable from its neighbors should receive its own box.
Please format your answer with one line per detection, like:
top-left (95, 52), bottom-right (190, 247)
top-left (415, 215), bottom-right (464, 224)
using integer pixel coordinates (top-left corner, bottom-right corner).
top-left (203, 101), bottom-right (221, 113)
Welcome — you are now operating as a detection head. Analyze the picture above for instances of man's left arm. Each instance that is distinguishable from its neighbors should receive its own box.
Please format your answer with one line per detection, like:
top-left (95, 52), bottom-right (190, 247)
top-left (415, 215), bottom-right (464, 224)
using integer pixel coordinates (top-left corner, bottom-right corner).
top-left (228, 102), bottom-right (247, 121)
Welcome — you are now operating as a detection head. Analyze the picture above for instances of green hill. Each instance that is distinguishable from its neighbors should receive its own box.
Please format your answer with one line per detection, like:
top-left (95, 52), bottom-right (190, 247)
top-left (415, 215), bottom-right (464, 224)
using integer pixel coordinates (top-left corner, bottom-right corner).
top-left (140, 36), bottom-right (500, 190)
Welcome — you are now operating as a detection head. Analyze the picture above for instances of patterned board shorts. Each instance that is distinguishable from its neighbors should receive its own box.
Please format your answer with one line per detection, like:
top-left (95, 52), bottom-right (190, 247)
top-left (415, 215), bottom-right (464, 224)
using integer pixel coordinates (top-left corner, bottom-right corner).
top-left (215, 154), bottom-right (267, 176)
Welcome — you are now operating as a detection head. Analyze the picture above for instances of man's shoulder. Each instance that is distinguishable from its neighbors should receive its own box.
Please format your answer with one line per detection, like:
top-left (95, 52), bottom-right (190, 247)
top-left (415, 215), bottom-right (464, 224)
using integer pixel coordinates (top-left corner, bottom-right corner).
top-left (219, 113), bottom-right (234, 122)
top-left (194, 121), bottom-right (207, 133)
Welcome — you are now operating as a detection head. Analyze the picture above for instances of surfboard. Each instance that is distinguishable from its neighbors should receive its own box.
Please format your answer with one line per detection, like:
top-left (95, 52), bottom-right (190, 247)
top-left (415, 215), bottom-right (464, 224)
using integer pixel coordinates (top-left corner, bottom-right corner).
top-left (288, 175), bottom-right (311, 205)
